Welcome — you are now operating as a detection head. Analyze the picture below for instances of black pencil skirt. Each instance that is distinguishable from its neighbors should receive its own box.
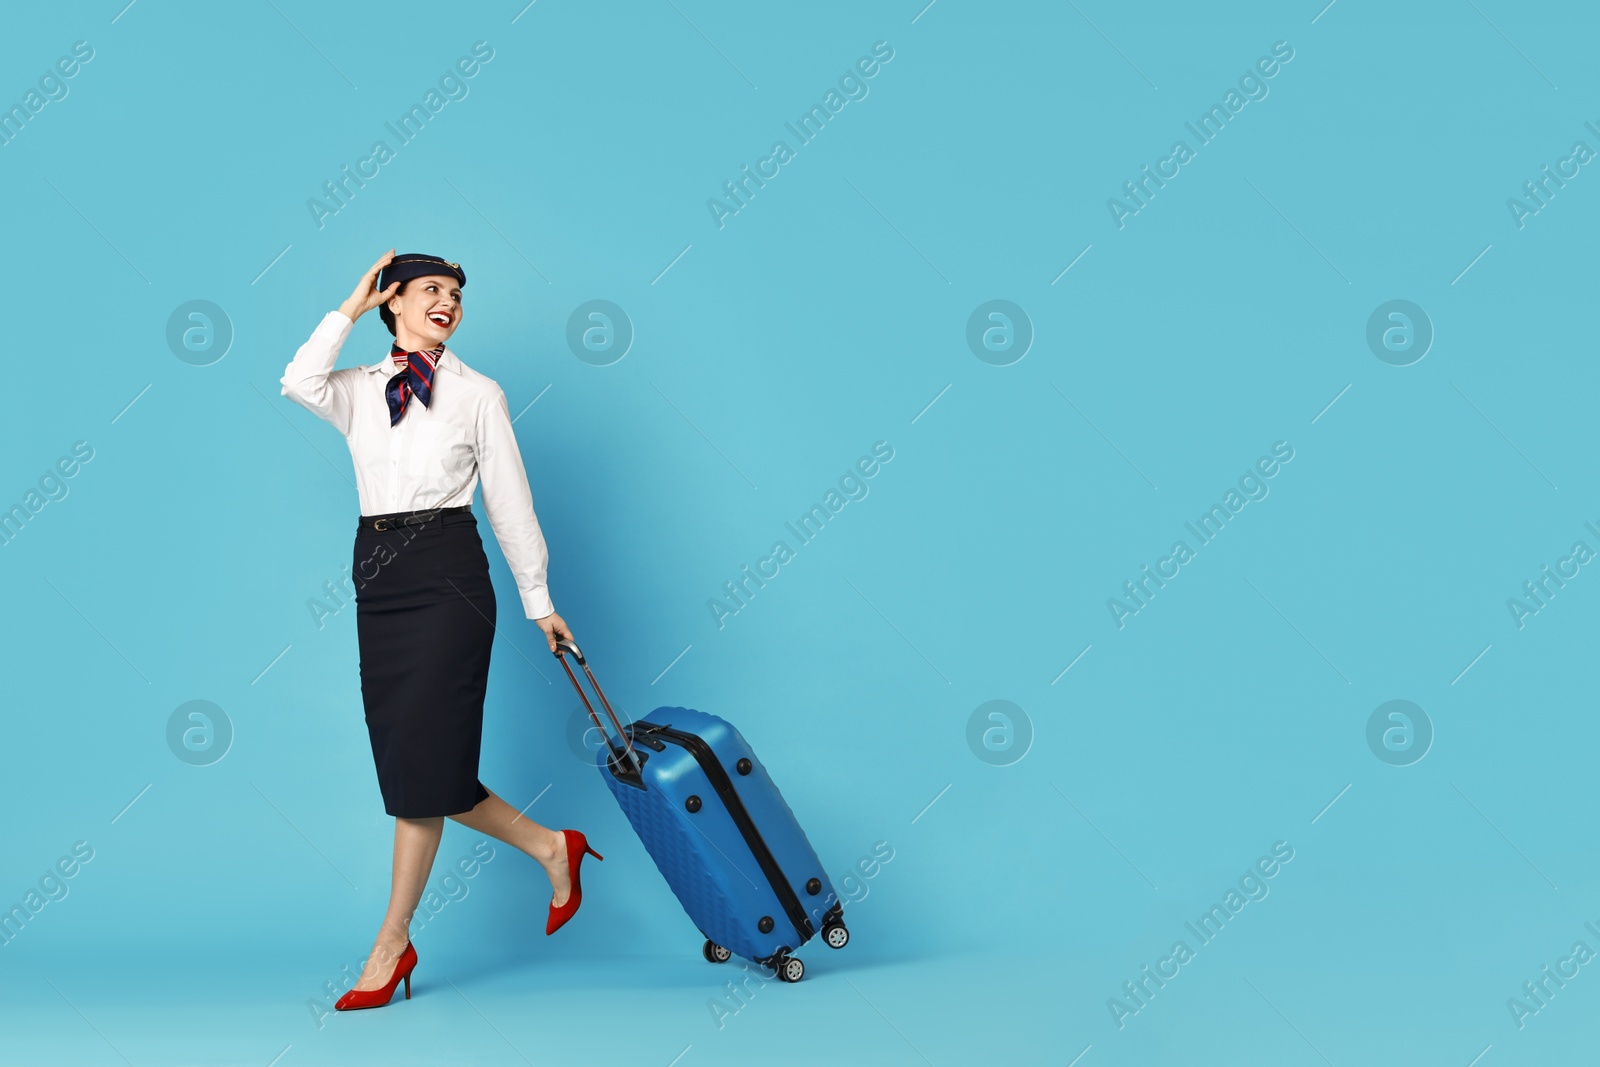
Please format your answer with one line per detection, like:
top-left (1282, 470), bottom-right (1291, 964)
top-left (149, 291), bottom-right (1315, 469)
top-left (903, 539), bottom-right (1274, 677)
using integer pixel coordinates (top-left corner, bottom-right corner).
top-left (353, 508), bottom-right (495, 818)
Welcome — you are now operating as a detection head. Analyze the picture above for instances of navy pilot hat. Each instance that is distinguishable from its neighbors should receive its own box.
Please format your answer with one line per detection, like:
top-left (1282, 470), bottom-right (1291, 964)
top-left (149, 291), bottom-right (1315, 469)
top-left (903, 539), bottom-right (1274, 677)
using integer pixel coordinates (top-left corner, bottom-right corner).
top-left (379, 253), bottom-right (465, 293)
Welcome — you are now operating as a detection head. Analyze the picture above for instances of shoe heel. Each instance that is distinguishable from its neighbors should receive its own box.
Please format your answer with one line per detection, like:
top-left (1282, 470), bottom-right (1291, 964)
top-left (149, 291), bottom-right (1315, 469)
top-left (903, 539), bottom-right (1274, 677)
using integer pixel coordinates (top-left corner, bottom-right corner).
top-left (585, 844), bottom-right (603, 861)
top-left (403, 973), bottom-right (411, 1000)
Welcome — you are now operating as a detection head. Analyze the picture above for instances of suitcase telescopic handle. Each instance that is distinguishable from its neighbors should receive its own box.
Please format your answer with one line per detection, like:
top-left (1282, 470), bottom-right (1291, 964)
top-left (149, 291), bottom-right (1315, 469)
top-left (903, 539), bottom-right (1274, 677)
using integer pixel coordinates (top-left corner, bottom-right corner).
top-left (553, 640), bottom-right (642, 775)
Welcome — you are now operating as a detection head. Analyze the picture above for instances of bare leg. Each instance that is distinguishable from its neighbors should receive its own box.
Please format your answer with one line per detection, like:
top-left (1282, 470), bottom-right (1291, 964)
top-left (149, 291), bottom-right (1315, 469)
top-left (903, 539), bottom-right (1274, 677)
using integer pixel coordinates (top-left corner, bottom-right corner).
top-left (351, 815), bottom-right (444, 991)
top-left (448, 787), bottom-right (573, 905)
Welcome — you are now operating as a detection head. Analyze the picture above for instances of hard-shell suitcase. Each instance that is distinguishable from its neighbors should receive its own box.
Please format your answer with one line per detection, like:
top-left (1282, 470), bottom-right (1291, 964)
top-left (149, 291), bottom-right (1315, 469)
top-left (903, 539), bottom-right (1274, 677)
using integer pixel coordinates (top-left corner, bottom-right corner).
top-left (555, 640), bottom-right (849, 982)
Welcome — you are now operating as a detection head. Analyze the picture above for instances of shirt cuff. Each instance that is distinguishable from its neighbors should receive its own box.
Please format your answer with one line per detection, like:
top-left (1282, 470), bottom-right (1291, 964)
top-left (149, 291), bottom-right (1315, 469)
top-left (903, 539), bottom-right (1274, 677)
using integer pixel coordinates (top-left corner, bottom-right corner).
top-left (522, 587), bottom-right (555, 620)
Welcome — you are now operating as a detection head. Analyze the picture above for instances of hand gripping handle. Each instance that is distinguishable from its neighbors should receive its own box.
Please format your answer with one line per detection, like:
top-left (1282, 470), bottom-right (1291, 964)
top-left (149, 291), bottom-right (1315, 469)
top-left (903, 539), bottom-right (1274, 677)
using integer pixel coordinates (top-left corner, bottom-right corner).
top-left (553, 640), bottom-right (641, 775)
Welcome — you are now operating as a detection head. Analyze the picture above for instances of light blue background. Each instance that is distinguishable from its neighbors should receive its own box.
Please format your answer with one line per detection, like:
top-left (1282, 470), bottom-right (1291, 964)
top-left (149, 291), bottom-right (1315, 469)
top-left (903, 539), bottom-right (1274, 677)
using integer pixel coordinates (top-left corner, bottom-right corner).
top-left (2, 1), bottom-right (1596, 1064)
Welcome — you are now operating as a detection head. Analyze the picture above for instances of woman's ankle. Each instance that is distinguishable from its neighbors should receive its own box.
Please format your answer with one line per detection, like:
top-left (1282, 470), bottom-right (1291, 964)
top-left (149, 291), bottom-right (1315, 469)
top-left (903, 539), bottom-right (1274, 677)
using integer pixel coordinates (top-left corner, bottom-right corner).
top-left (372, 923), bottom-right (410, 955)
top-left (525, 827), bottom-right (564, 867)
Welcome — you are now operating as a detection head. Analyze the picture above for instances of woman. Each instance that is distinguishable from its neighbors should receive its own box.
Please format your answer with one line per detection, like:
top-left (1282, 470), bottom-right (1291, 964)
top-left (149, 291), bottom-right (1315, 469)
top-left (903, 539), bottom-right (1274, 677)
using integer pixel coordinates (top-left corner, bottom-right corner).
top-left (280, 249), bottom-right (601, 1011)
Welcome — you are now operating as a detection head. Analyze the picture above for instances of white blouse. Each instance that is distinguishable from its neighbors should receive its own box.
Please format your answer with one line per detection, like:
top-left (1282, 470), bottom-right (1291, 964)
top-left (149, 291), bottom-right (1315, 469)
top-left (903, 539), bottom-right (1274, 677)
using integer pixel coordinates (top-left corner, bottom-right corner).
top-left (280, 310), bottom-right (555, 620)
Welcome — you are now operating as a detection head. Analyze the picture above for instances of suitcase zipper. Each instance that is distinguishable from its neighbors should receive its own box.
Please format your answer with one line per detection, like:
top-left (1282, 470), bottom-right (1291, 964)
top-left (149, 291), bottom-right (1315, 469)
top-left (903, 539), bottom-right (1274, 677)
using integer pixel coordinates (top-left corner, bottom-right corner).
top-left (636, 721), bottom-right (815, 946)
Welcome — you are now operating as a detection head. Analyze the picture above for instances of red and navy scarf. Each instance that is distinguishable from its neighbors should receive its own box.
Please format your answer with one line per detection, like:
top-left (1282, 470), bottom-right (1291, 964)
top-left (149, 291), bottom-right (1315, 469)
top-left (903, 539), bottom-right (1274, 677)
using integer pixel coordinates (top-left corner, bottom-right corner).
top-left (385, 343), bottom-right (444, 426)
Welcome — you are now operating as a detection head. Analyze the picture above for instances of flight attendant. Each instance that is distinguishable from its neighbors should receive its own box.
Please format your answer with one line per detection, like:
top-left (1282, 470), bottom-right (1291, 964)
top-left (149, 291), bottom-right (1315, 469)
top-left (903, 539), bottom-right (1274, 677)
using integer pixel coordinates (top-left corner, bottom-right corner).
top-left (281, 250), bottom-right (602, 1011)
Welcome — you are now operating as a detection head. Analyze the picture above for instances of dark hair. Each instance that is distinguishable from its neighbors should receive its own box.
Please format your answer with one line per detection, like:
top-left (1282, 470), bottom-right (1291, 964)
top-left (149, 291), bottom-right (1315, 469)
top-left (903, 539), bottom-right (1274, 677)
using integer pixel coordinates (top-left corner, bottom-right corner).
top-left (377, 279), bottom-right (410, 337)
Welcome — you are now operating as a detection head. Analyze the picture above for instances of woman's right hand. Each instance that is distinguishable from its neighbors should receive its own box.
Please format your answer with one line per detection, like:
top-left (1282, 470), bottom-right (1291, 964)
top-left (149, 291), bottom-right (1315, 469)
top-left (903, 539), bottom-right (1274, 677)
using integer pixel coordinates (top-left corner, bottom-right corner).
top-left (338, 249), bottom-right (400, 321)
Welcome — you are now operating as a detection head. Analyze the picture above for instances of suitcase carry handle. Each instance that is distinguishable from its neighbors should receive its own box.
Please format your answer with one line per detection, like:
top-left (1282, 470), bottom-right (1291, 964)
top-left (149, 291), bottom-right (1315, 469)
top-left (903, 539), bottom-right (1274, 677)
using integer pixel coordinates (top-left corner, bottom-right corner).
top-left (553, 639), bottom-right (642, 775)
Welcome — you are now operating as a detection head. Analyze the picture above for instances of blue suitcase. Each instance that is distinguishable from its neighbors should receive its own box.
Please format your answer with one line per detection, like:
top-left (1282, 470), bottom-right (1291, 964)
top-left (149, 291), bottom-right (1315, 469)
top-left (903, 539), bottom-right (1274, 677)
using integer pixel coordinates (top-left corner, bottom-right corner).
top-left (555, 640), bottom-right (848, 982)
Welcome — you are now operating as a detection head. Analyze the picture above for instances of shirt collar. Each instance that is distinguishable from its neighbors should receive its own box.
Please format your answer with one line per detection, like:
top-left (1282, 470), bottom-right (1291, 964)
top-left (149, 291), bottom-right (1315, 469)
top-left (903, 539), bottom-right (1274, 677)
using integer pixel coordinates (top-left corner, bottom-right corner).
top-left (363, 347), bottom-right (460, 375)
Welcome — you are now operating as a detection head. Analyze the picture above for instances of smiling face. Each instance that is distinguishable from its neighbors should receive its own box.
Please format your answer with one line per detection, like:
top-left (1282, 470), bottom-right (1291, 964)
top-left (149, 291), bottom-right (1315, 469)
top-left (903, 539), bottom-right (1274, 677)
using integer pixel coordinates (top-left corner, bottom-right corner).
top-left (387, 273), bottom-right (464, 351)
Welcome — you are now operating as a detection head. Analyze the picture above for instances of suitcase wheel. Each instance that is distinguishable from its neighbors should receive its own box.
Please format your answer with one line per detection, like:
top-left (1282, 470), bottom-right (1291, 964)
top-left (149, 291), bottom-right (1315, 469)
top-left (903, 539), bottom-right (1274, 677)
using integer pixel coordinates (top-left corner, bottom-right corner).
top-left (823, 922), bottom-right (850, 950)
top-left (702, 940), bottom-right (732, 964)
top-left (773, 954), bottom-right (805, 983)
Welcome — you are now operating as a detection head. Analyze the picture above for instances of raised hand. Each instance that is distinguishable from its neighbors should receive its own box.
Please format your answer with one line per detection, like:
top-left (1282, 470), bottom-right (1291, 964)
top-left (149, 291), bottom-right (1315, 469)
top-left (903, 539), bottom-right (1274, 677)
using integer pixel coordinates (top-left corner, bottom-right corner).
top-left (339, 249), bottom-right (401, 321)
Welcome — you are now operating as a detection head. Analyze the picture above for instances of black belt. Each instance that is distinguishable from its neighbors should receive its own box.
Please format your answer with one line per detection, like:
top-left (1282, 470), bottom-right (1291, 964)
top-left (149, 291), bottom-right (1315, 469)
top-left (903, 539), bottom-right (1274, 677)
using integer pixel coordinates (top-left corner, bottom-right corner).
top-left (359, 505), bottom-right (472, 531)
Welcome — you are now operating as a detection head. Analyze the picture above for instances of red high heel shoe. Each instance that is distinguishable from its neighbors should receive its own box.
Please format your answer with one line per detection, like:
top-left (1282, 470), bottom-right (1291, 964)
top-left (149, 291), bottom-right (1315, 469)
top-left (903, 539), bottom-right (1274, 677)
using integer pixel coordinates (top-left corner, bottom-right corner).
top-left (334, 941), bottom-right (417, 1011)
top-left (546, 829), bottom-right (602, 935)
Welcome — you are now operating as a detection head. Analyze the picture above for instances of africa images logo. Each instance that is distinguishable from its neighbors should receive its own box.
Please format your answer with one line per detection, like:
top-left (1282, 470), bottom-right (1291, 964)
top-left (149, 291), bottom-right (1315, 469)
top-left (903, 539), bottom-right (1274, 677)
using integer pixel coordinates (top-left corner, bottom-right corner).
top-left (306, 42), bottom-right (495, 229)
top-left (706, 41), bottom-right (896, 230)
top-left (1106, 40), bottom-right (1296, 229)
top-left (1108, 841), bottom-right (1296, 1030)
top-left (707, 442), bottom-right (894, 628)
top-left (1107, 441), bottom-right (1295, 629)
